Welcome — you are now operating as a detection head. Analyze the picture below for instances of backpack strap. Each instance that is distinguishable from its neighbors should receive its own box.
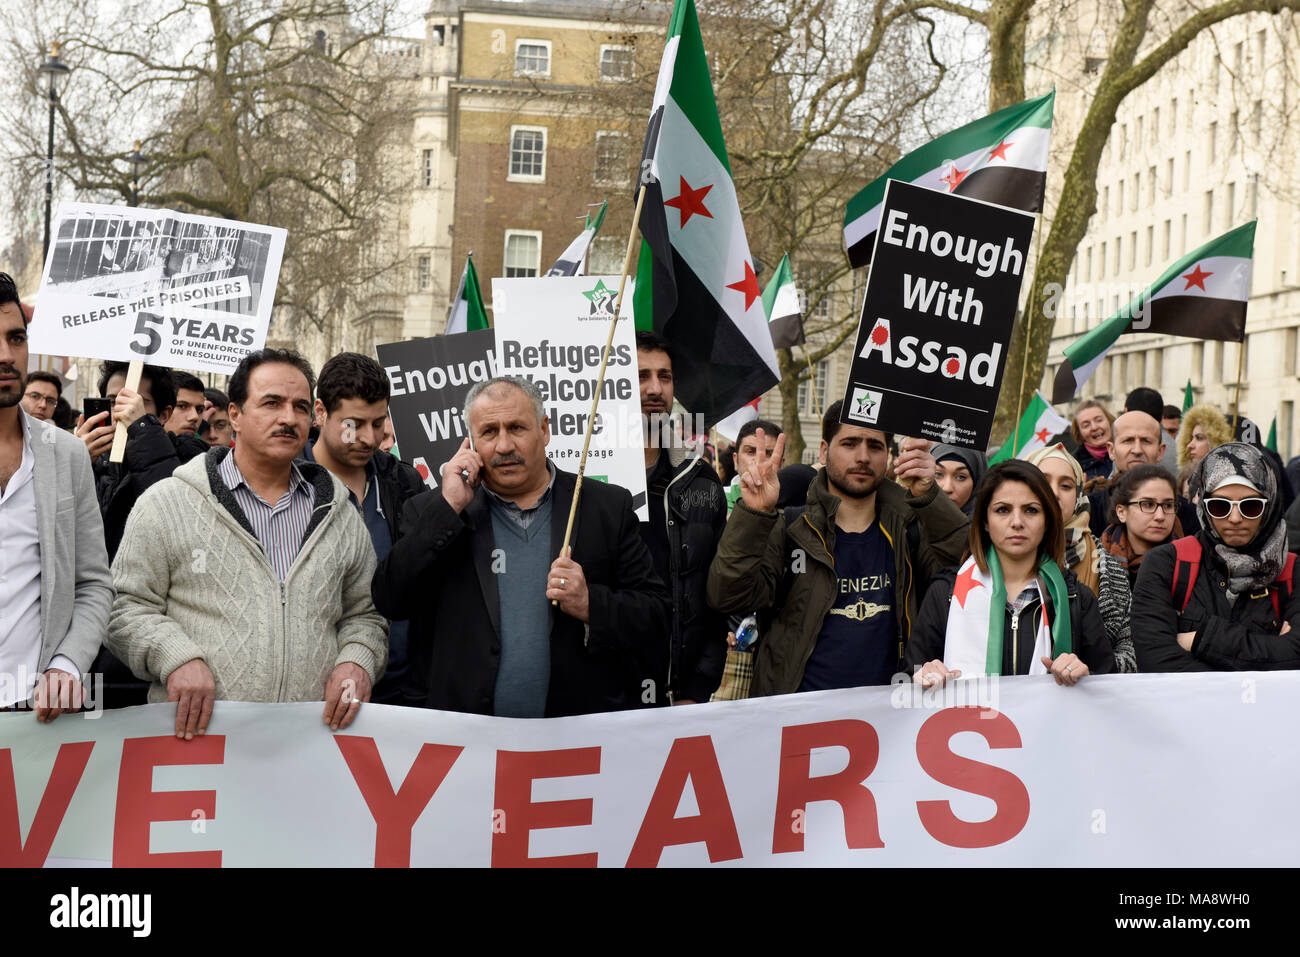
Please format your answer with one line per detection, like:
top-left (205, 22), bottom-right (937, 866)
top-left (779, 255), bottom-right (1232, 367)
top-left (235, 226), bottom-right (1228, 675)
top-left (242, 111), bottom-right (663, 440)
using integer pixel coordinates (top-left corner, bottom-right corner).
top-left (1169, 536), bottom-right (1202, 615)
top-left (1270, 552), bottom-right (1297, 621)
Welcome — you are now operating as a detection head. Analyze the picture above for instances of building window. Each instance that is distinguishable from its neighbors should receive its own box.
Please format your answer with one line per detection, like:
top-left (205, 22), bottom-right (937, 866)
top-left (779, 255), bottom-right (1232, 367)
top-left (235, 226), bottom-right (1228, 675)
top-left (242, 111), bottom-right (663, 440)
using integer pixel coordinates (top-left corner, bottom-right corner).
top-left (503, 230), bottom-right (542, 278)
top-left (1181, 214), bottom-right (1188, 254)
top-left (1145, 226), bottom-right (1152, 267)
top-left (1251, 100), bottom-right (1263, 145)
top-left (1165, 157), bottom-right (1173, 197)
top-left (1249, 174), bottom-right (1259, 219)
top-left (514, 39), bottom-right (551, 77)
top-left (588, 236), bottom-right (622, 276)
top-left (1226, 181), bottom-right (1236, 227)
top-left (1117, 180), bottom-right (1124, 215)
top-left (1086, 246), bottom-right (1093, 281)
top-left (1170, 97), bottom-right (1178, 134)
top-left (1100, 241), bottom-right (1107, 278)
top-left (508, 126), bottom-right (546, 182)
top-left (1183, 150), bottom-right (1191, 190)
top-left (1102, 185), bottom-right (1109, 221)
top-left (593, 130), bottom-right (629, 187)
top-left (1148, 166), bottom-right (1156, 205)
top-left (798, 359), bottom-right (829, 414)
top-left (416, 255), bottom-right (431, 291)
top-left (1162, 220), bottom-right (1171, 259)
top-left (599, 44), bottom-right (634, 81)
top-left (1151, 108), bottom-right (1159, 145)
top-left (421, 148), bottom-right (435, 188)
top-left (1209, 121), bottom-right (1217, 162)
top-left (1114, 237), bottom-right (1121, 274)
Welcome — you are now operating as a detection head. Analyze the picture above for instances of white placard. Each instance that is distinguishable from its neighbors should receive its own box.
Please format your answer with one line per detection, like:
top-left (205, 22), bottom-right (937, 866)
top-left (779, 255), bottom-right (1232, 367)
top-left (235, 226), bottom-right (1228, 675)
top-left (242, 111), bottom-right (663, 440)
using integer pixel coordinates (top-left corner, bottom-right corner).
top-left (29, 202), bottom-right (286, 374)
top-left (492, 276), bottom-right (648, 519)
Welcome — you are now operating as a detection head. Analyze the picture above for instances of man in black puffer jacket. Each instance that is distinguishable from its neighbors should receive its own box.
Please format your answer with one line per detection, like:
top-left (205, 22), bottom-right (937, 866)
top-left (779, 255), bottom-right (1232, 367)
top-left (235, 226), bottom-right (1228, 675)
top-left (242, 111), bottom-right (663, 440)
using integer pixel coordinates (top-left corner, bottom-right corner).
top-left (637, 331), bottom-right (727, 705)
top-left (1133, 441), bottom-right (1300, 671)
top-left (77, 363), bottom-right (208, 709)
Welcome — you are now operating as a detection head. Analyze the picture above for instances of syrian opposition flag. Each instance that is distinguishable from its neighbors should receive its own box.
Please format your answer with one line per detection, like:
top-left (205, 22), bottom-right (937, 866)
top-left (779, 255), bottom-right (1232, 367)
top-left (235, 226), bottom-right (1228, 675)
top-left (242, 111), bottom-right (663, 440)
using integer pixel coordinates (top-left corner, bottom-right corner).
top-left (1052, 222), bottom-right (1256, 403)
top-left (762, 252), bottom-right (804, 349)
top-left (1182, 378), bottom-right (1195, 413)
top-left (632, 0), bottom-right (780, 427)
top-left (988, 392), bottom-right (1070, 464)
top-left (445, 253), bottom-right (489, 334)
top-left (714, 397), bottom-right (760, 442)
top-left (546, 200), bottom-right (608, 277)
top-left (843, 91), bottom-right (1054, 268)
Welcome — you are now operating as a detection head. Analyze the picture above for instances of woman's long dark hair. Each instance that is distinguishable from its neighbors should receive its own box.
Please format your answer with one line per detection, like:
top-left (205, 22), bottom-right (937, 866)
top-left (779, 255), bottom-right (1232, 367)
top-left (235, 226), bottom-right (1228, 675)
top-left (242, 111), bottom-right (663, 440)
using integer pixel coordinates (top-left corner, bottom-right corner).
top-left (966, 460), bottom-right (1066, 573)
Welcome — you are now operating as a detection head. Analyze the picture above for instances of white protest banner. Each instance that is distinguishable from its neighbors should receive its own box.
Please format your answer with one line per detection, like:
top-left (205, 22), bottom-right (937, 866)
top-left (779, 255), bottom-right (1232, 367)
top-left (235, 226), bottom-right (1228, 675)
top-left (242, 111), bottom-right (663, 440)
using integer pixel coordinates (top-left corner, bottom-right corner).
top-left (29, 203), bottom-right (286, 374)
top-left (492, 276), bottom-right (648, 519)
top-left (3, 672), bottom-right (1296, 867)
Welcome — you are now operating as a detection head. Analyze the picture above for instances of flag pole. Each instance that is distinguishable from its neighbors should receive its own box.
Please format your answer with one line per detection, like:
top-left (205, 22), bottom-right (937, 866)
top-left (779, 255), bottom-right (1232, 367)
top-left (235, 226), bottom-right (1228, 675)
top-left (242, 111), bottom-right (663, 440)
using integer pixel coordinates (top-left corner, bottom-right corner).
top-left (1012, 215), bottom-right (1045, 455)
top-left (1231, 338), bottom-right (1245, 432)
top-left (802, 345), bottom-right (823, 419)
top-left (554, 185), bottom-right (647, 601)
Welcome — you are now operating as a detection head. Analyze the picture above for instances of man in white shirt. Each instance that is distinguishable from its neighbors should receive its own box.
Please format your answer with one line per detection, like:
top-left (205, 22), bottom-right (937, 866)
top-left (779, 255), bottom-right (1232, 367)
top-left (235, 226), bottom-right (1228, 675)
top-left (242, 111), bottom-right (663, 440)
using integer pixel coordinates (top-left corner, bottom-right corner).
top-left (0, 272), bottom-right (112, 719)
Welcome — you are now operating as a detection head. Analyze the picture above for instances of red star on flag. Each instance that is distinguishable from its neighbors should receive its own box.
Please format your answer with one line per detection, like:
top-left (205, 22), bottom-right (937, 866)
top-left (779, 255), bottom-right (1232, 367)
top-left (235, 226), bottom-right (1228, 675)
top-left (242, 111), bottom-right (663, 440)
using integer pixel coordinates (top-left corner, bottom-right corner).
top-left (952, 563), bottom-right (984, 609)
top-left (664, 176), bottom-right (714, 228)
top-left (940, 164), bottom-right (969, 191)
top-left (1035, 427), bottom-right (1052, 444)
top-left (988, 140), bottom-right (1012, 162)
top-left (726, 260), bottom-right (762, 311)
top-left (1182, 263), bottom-right (1213, 291)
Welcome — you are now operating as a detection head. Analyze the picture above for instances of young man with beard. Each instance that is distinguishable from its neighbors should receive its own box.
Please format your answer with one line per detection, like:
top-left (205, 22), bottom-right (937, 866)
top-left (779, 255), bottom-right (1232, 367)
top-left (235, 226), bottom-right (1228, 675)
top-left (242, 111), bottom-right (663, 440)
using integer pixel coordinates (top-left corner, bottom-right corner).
top-left (637, 331), bottom-right (727, 705)
top-left (0, 273), bottom-right (112, 720)
top-left (707, 401), bottom-right (969, 695)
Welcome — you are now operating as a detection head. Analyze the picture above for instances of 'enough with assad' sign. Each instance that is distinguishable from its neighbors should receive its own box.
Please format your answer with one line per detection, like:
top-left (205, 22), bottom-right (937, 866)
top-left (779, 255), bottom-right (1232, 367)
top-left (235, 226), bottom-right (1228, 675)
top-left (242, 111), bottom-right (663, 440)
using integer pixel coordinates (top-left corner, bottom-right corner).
top-left (841, 180), bottom-right (1036, 450)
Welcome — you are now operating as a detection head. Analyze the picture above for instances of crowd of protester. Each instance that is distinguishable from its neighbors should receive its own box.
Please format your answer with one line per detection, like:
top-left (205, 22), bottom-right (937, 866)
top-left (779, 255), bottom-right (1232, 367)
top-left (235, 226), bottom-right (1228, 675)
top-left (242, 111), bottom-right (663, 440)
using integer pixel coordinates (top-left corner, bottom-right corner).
top-left (4, 267), bottom-right (1300, 737)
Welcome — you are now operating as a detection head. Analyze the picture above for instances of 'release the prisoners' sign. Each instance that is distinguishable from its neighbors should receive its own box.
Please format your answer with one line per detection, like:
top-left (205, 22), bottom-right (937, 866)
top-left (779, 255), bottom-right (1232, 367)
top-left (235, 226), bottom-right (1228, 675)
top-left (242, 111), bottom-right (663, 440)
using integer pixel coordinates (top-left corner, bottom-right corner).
top-left (29, 203), bottom-right (285, 374)
top-left (841, 180), bottom-right (1036, 449)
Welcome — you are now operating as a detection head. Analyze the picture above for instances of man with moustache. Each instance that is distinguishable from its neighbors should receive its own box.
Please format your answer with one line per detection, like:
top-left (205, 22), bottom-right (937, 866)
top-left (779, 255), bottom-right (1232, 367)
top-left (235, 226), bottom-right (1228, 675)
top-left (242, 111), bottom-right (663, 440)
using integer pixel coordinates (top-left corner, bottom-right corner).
top-left (0, 272), bottom-right (112, 720)
top-left (707, 401), bottom-right (969, 695)
top-left (108, 349), bottom-right (388, 739)
top-left (372, 375), bottom-right (669, 716)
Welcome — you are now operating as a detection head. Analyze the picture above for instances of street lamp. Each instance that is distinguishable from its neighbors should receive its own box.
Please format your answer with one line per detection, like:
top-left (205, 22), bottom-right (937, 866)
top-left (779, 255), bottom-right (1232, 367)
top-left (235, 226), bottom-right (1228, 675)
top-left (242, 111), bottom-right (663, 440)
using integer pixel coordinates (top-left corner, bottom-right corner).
top-left (39, 42), bottom-right (70, 263)
top-left (127, 141), bottom-right (147, 207)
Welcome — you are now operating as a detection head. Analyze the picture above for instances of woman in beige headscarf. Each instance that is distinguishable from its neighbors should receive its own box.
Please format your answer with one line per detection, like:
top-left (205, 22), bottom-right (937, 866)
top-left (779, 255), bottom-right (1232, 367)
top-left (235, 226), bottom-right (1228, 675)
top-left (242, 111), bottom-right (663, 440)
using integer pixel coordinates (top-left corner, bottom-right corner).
top-left (1026, 443), bottom-right (1137, 672)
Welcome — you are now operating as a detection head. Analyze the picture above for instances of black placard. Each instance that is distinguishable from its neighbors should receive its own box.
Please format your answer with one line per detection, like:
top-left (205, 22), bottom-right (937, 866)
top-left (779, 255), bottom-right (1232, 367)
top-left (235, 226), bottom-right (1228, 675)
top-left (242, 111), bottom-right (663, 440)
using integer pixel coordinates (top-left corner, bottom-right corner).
top-left (375, 329), bottom-right (498, 487)
top-left (840, 180), bottom-right (1037, 449)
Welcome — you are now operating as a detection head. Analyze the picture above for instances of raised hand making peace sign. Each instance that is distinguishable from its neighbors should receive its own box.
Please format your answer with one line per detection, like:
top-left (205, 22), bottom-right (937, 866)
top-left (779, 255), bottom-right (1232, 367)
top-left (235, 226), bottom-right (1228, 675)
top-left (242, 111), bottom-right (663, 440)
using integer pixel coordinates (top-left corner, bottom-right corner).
top-left (738, 428), bottom-right (786, 514)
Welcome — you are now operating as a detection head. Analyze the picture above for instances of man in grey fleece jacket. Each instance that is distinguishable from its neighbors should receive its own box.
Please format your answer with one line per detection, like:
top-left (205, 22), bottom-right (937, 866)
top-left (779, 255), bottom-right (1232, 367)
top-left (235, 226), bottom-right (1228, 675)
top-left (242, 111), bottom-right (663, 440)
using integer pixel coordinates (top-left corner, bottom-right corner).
top-left (108, 350), bottom-right (387, 738)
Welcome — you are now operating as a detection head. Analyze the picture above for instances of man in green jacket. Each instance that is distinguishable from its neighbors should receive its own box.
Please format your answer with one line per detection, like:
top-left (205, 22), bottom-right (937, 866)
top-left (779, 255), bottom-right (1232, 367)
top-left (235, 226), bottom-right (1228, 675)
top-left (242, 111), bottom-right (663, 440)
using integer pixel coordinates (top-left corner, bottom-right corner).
top-left (707, 400), bottom-right (969, 696)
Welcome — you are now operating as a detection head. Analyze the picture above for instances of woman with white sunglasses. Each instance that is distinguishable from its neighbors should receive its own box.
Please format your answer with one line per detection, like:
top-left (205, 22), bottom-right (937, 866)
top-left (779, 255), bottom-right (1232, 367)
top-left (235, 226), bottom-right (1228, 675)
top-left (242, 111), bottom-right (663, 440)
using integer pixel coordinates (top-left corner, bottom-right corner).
top-left (1132, 442), bottom-right (1300, 671)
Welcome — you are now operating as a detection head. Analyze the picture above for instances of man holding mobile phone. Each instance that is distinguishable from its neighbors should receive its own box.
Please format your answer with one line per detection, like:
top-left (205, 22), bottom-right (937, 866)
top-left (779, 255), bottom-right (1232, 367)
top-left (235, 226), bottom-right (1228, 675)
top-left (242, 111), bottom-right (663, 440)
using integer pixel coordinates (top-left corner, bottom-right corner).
top-left (372, 375), bottom-right (669, 716)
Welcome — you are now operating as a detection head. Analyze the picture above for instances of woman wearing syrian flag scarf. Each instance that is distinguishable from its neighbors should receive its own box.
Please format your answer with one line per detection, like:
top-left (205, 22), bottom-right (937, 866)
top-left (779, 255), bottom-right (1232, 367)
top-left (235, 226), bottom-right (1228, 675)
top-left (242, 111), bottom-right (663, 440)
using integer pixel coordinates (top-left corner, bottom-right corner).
top-left (907, 460), bottom-right (1114, 686)
top-left (1131, 441), bottom-right (1300, 672)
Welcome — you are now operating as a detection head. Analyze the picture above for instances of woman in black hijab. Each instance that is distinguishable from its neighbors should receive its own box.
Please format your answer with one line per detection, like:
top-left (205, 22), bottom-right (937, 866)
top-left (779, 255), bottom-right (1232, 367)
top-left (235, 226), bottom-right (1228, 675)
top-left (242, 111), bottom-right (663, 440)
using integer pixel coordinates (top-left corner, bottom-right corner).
top-left (1131, 442), bottom-right (1300, 672)
top-left (931, 443), bottom-right (987, 516)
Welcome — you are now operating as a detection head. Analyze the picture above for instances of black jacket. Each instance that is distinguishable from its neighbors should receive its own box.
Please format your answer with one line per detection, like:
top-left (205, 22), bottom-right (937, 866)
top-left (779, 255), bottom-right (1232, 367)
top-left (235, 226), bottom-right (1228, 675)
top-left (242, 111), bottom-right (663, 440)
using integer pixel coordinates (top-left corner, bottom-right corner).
top-left (907, 566), bottom-right (1115, 676)
top-left (371, 468), bottom-right (671, 716)
top-left (94, 415), bottom-right (208, 559)
top-left (641, 447), bottom-right (727, 703)
top-left (1074, 444), bottom-right (1113, 484)
top-left (1131, 533), bottom-right (1300, 672)
top-left (297, 428), bottom-right (425, 542)
top-left (92, 415), bottom-right (207, 709)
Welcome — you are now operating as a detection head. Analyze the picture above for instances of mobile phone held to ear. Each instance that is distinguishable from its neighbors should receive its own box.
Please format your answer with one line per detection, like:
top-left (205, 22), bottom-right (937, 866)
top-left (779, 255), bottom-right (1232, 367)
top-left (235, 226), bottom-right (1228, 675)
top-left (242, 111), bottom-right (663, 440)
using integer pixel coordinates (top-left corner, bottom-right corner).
top-left (83, 397), bottom-right (113, 422)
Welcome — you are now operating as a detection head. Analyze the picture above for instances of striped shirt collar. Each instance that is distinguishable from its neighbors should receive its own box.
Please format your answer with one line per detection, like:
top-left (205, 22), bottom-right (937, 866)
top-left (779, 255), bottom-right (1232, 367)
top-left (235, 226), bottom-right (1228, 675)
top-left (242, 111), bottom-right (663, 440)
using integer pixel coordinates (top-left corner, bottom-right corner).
top-left (218, 450), bottom-right (312, 505)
